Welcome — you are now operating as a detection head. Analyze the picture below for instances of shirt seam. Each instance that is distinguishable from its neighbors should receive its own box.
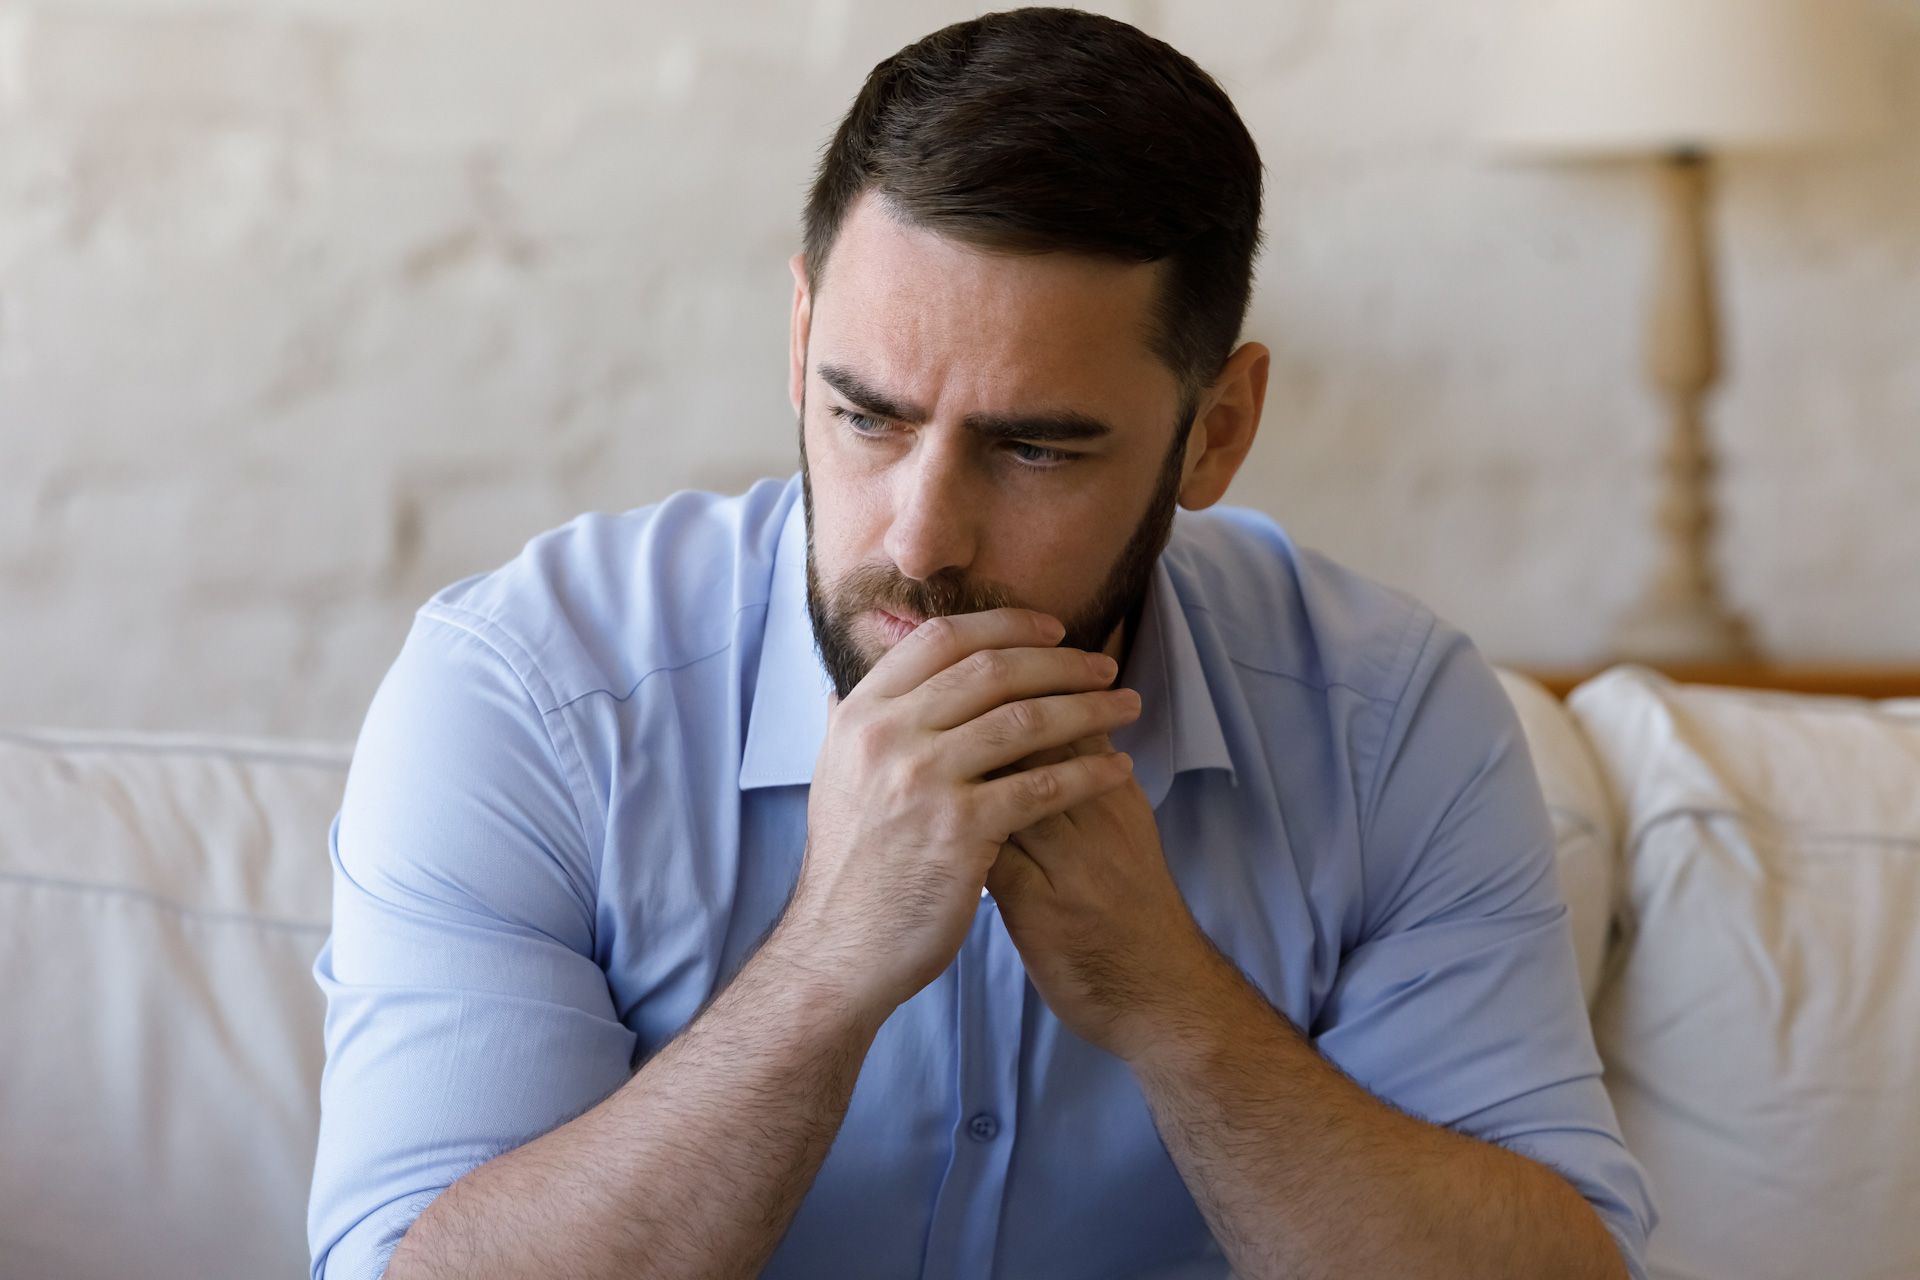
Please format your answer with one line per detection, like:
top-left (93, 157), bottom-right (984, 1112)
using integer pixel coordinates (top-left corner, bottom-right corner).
top-left (1224, 656), bottom-right (1403, 705)
top-left (540, 598), bottom-right (771, 717)
top-left (411, 605), bottom-right (607, 895)
top-left (1357, 608), bottom-right (1441, 857)
top-left (1184, 596), bottom-right (1403, 705)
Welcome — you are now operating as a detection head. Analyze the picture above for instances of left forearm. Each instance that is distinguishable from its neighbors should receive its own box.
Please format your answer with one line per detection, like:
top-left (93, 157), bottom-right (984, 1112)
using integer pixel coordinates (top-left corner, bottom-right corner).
top-left (1126, 946), bottom-right (1627, 1280)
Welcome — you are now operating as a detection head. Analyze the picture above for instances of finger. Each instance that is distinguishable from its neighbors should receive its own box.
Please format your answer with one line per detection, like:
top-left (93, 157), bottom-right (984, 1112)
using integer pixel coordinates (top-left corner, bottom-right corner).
top-left (991, 731), bottom-right (1111, 787)
top-left (1014, 735), bottom-right (1103, 837)
top-left (974, 749), bottom-right (1135, 836)
top-left (1059, 731), bottom-right (1114, 759)
top-left (909, 645), bottom-right (1119, 731)
top-left (946, 687), bottom-right (1142, 779)
top-left (984, 741), bottom-right (1070, 782)
top-left (1019, 742), bottom-right (1078, 769)
top-left (856, 608), bottom-right (1065, 700)
top-left (986, 841), bottom-right (1050, 900)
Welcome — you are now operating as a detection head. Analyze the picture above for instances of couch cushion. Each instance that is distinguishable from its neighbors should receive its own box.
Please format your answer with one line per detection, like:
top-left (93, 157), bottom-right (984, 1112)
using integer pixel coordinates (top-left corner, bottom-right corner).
top-left (0, 727), bottom-right (348, 1280)
top-left (1568, 667), bottom-right (1920, 1280)
top-left (1494, 667), bottom-right (1620, 1005)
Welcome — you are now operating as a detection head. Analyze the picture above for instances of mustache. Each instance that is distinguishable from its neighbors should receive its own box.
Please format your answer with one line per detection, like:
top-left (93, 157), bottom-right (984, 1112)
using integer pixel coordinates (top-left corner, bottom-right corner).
top-left (831, 562), bottom-right (1020, 622)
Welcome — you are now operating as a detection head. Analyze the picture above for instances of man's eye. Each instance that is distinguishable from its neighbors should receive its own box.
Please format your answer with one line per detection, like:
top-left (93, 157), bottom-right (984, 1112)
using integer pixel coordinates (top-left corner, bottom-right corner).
top-left (830, 406), bottom-right (1074, 468)
top-left (1009, 442), bottom-right (1074, 466)
top-left (830, 406), bottom-right (890, 436)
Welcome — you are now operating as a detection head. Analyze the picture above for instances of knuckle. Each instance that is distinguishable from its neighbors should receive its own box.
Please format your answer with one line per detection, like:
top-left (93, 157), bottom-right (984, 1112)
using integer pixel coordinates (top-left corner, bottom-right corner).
top-left (974, 712), bottom-right (1016, 751)
top-left (849, 716), bottom-right (891, 759)
top-left (1017, 768), bottom-right (1061, 807)
top-left (967, 648), bottom-right (1008, 684)
top-left (1002, 699), bottom-right (1040, 736)
top-left (916, 614), bottom-right (956, 649)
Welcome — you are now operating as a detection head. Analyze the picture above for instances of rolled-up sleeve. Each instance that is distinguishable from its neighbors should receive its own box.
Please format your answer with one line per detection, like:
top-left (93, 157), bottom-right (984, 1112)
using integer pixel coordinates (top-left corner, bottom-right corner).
top-left (1311, 617), bottom-right (1657, 1279)
top-left (307, 608), bottom-right (635, 1279)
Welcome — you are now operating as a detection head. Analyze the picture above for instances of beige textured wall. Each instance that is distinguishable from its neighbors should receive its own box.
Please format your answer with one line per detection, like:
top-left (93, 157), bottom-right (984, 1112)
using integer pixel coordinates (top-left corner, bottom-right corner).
top-left (3, 0), bottom-right (1917, 738)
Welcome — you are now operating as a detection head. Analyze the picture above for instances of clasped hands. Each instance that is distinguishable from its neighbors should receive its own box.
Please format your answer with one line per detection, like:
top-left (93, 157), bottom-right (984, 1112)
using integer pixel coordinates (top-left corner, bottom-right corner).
top-left (792, 607), bottom-right (1218, 1063)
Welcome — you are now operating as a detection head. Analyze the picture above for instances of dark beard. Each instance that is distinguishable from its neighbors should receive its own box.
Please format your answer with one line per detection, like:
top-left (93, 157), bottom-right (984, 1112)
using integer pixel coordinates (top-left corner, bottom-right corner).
top-left (798, 396), bottom-right (1194, 701)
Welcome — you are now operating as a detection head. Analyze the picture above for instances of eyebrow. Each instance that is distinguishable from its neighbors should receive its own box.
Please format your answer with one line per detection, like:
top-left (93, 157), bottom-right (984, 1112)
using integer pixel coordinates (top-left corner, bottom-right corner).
top-left (816, 362), bottom-right (1116, 444)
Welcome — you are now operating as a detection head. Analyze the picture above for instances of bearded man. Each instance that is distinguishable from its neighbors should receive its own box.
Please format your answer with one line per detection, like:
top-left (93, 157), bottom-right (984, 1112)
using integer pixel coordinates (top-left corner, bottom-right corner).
top-left (309, 9), bottom-right (1654, 1279)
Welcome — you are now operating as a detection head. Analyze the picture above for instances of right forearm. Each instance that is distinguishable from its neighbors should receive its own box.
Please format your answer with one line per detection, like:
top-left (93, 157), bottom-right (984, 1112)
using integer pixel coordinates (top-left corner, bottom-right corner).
top-left (385, 923), bottom-right (883, 1280)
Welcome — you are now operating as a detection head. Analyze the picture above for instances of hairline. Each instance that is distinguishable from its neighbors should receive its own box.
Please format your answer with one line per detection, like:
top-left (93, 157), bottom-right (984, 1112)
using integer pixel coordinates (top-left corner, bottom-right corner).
top-left (804, 187), bottom-right (1211, 412)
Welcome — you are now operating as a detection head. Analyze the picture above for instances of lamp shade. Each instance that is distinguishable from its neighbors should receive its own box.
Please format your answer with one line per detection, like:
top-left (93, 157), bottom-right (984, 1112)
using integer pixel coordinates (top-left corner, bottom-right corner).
top-left (1482, 0), bottom-right (1890, 158)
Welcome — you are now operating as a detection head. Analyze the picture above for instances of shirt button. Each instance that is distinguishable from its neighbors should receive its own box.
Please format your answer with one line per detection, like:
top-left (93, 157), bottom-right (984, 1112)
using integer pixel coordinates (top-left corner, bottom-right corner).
top-left (966, 1112), bottom-right (1000, 1142)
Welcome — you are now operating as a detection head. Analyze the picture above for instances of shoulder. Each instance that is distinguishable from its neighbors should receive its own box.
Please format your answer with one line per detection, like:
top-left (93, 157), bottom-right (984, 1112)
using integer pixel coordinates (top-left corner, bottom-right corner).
top-left (1161, 502), bottom-right (1441, 712)
top-left (413, 474), bottom-right (800, 713)
top-left (1167, 508), bottom-right (1544, 952)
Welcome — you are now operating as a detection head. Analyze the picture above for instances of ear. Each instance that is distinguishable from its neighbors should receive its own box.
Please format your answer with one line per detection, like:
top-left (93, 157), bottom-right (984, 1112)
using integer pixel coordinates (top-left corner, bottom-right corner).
top-left (1177, 341), bottom-right (1269, 512)
top-left (788, 252), bottom-right (813, 419)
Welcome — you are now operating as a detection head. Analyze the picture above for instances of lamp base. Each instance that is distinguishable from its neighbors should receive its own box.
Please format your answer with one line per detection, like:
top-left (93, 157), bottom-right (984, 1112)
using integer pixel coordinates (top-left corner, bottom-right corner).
top-left (1608, 151), bottom-right (1759, 670)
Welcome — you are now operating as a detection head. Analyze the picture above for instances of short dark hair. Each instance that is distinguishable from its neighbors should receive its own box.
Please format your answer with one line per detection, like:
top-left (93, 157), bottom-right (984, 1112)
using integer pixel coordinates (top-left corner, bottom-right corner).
top-left (801, 7), bottom-right (1265, 409)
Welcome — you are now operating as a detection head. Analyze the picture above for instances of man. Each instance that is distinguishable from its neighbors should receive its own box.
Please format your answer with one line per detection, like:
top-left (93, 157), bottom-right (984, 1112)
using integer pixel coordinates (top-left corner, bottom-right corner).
top-left (309, 9), bottom-right (1654, 1279)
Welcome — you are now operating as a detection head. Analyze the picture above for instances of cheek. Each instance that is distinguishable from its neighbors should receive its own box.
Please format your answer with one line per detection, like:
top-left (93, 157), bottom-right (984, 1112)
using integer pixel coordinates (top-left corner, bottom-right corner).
top-left (807, 463), bottom-right (891, 569)
top-left (809, 403), bottom-right (932, 579)
top-left (984, 515), bottom-right (1103, 602)
top-left (1009, 483), bottom-right (1143, 595)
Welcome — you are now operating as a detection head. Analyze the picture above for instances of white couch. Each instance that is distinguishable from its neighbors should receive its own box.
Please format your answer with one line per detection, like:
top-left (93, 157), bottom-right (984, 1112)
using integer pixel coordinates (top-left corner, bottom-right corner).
top-left (2, 665), bottom-right (1917, 1280)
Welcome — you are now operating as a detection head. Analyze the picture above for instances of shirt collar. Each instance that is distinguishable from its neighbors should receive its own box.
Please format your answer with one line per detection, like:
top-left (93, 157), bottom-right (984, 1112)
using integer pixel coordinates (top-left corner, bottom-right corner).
top-left (737, 490), bottom-right (834, 791)
top-left (739, 489), bottom-right (1236, 806)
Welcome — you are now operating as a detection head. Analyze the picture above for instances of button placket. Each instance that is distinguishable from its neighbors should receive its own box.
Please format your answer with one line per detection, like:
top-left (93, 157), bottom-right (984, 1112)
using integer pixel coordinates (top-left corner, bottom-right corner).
top-left (918, 896), bottom-right (1027, 1278)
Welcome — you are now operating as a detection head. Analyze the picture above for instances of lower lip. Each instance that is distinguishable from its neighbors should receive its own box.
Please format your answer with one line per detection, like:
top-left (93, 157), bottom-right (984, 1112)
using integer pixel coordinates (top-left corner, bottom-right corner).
top-left (872, 610), bottom-right (921, 644)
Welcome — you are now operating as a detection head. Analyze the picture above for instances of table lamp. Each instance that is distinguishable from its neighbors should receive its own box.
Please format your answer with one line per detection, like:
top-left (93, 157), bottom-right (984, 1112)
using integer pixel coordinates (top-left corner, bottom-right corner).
top-left (1482, 0), bottom-right (1889, 663)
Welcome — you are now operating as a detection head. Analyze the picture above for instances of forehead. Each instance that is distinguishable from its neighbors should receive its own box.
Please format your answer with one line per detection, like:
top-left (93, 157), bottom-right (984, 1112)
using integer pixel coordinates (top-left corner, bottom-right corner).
top-left (809, 192), bottom-right (1179, 421)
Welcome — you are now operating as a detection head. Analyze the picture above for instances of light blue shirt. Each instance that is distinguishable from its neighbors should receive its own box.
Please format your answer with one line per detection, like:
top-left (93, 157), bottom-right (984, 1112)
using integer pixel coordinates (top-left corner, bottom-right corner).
top-left (309, 473), bottom-right (1654, 1279)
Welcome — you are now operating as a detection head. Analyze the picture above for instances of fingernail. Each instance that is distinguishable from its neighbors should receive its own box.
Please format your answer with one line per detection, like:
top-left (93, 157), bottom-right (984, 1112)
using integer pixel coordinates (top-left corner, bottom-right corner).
top-left (1115, 752), bottom-right (1133, 771)
top-left (1092, 654), bottom-right (1118, 677)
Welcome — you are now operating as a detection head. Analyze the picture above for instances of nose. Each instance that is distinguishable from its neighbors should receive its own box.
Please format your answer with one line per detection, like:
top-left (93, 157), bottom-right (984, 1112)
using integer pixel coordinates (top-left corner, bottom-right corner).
top-left (883, 436), bottom-right (980, 582)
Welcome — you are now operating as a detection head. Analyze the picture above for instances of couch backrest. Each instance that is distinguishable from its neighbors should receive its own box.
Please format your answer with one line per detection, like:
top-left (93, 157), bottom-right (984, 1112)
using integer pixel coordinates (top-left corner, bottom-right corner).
top-left (6, 665), bottom-right (1918, 1280)
top-left (0, 728), bottom-right (348, 1280)
top-left (1567, 667), bottom-right (1920, 1280)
